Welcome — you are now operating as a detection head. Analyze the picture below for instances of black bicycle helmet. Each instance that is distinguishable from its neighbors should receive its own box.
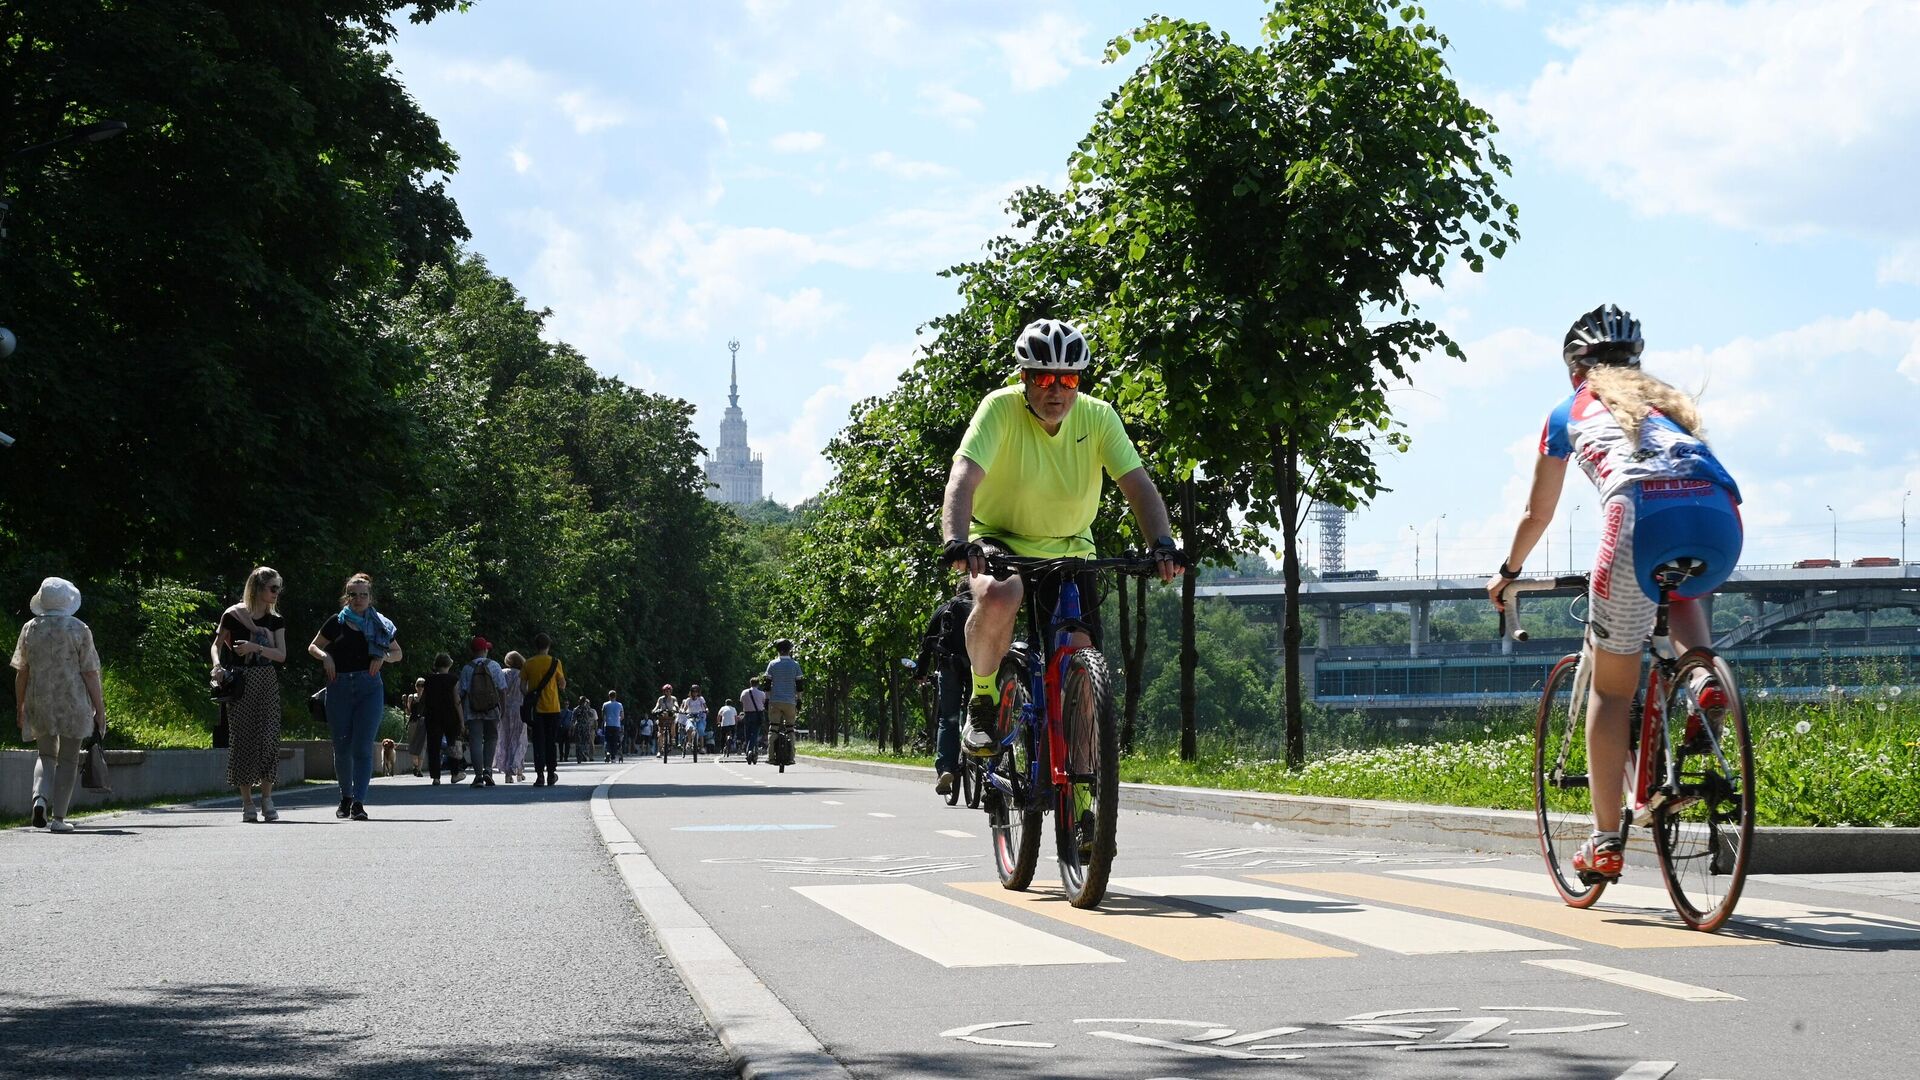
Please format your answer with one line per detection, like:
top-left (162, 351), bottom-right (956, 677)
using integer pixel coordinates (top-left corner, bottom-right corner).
top-left (1563, 303), bottom-right (1644, 370)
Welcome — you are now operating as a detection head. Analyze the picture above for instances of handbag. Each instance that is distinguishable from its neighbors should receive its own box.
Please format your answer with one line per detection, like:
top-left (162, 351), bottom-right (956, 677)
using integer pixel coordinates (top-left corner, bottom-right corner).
top-left (209, 606), bottom-right (265, 701)
top-left (80, 736), bottom-right (112, 792)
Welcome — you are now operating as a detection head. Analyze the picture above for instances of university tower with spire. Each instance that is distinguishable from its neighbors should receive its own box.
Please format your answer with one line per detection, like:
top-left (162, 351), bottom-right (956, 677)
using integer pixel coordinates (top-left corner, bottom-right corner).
top-left (703, 339), bottom-right (763, 505)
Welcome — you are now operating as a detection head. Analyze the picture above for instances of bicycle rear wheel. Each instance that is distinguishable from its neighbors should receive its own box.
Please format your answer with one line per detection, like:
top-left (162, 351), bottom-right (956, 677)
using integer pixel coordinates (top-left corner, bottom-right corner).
top-left (963, 758), bottom-right (982, 809)
top-left (1655, 650), bottom-right (1754, 932)
top-left (1055, 648), bottom-right (1118, 909)
top-left (988, 659), bottom-right (1041, 891)
top-left (1536, 651), bottom-right (1606, 907)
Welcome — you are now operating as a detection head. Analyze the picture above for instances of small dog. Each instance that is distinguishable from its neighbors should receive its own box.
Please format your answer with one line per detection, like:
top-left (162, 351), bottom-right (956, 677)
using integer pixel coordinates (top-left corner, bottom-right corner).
top-left (377, 738), bottom-right (398, 778)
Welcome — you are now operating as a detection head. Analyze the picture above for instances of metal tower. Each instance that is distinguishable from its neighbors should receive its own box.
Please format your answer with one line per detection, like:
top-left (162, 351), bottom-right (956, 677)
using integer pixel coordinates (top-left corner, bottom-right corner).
top-left (1312, 503), bottom-right (1348, 575)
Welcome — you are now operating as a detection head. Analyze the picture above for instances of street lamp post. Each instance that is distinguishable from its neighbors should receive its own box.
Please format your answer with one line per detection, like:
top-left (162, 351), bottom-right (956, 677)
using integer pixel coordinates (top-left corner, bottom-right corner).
top-left (1407, 524), bottom-right (1420, 578)
top-left (1904, 490), bottom-right (1911, 565)
top-left (1826, 504), bottom-right (1837, 564)
top-left (1434, 513), bottom-right (1445, 580)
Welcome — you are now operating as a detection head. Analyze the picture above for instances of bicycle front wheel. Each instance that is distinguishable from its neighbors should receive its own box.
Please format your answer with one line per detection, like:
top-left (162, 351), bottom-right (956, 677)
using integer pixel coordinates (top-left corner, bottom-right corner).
top-left (988, 659), bottom-right (1041, 891)
top-left (1655, 649), bottom-right (1755, 932)
top-left (1536, 652), bottom-right (1606, 907)
top-left (962, 757), bottom-right (982, 809)
top-left (1055, 648), bottom-right (1119, 909)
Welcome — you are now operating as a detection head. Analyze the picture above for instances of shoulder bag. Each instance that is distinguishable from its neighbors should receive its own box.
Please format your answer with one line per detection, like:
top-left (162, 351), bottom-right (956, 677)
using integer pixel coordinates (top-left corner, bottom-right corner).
top-left (520, 657), bottom-right (560, 725)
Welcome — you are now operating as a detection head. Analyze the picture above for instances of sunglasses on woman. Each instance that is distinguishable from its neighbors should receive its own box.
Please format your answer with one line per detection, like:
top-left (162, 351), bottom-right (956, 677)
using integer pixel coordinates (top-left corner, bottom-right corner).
top-left (1025, 371), bottom-right (1079, 390)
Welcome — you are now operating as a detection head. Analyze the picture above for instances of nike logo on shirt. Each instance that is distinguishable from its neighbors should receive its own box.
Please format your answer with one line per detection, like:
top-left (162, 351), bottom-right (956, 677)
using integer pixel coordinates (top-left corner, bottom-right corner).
top-left (1076, 434), bottom-right (1089, 443)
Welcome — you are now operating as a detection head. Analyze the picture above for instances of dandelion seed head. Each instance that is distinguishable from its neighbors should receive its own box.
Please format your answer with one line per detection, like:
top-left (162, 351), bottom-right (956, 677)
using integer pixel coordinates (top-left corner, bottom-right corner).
top-left (1795, 720), bottom-right (1813, 735)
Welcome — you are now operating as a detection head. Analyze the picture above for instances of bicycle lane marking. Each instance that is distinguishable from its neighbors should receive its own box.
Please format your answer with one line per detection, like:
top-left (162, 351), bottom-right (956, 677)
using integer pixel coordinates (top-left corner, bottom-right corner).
top-left (1397, 867), bottom-right (1920, 945)
top-left (1524, 959), bottom-right (1742, 1002)
top-left (1254, 873), bottom-right (1765, 950)
top-left (792, 882), bottom-right (1123, 967)
top-left (589, 766), bottom-right (855, 1080)
top-left (948, 881), bottom-right (1353, 961)
top-left (1110, 876), bottom-right (1572, 955)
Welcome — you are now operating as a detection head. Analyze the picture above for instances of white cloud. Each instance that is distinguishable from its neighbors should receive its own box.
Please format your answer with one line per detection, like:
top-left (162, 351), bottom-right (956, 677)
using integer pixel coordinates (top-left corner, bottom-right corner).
top-left (748, 64), bottom-right (797, 102)
top-left (918, 82), bottom-right (985, 129)
top-left (1825, 433), bottom-right (1867, 455)
top-left (508, 148), bottom-right (532, 174)
top-left (418, 54), bottom-right (633, 136)
top-left (771, 130), bottom-right (827, 153)
top-left (1879, 241), bottom-right (1920, 287)
top-left (867, 151), bottom-right (952, 180)
top-left (1506, 2), bottom-right (1920, 239)
top-left (555, 90), bottom-right (627, 133)
top-left (758, 340), bottom-right (919, 495)
top-left (993, 13), bottom-right (1092, 91)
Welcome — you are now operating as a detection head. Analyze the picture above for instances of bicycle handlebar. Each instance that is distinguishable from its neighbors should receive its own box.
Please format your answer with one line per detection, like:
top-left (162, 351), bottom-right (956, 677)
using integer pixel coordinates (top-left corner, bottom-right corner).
top-left (1497, 574), bottom-right (1590, 642)
top-left (973, 549), bottom-right (1186, 581)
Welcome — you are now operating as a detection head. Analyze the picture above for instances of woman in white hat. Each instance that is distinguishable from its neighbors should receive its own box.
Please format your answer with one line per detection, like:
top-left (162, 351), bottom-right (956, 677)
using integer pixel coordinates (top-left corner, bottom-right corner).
top-left (10, 577), bottom-right (107, 832)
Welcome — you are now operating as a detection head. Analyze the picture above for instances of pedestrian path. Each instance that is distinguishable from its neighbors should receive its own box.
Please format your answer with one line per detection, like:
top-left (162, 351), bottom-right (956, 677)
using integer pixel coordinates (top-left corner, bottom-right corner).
top-left (0, 765), bottom-right (736, 1080)
top-left (790, 865), bottom-right (1920, 971)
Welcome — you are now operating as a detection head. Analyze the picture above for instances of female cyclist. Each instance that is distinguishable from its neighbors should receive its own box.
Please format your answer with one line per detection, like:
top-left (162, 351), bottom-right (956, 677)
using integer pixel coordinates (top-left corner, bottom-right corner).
top-left (1487, 304), bottom-right (1743, 882)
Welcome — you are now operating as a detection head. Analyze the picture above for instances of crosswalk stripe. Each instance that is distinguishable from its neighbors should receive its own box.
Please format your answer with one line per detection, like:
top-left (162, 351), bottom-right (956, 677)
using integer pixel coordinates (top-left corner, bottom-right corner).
top-left (1397, 868), bottom-right (1920, 945)
top-left (1255, 873), bottom-right (1762, 951)
top-left (792, 883), bottom-right (1122, 968)
top-left (1525, 958), bottom-right (1743, 1002)
top-left (950, 882), bottom-right (1353, 961)
top-left (936, 829), bottom-right (975, 839)
top-left (1110, 876), bottom-right (1570, 955)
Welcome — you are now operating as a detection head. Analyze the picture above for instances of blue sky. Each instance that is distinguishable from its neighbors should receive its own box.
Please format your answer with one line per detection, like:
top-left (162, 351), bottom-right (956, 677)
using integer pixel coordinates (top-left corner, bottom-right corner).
top-left (385, 0), bottom-right (1920, 573)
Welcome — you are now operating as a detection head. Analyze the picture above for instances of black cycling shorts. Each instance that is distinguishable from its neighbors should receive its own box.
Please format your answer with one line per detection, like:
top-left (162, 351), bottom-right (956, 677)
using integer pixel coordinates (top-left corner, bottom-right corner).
top-left (975, 538), bottom-right (1102, 647)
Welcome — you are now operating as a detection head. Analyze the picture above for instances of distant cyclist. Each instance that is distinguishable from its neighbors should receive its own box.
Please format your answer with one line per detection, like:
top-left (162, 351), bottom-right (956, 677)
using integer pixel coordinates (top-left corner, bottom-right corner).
top-left (940, 318), bottom-right (1182, 757)
top-left (1487, 304), bottom-right (1743, 882)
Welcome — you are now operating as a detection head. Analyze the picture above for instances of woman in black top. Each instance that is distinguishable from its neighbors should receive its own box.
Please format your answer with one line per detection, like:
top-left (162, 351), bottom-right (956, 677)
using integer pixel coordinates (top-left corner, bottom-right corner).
top-left (307, 572), bottom-right (402, 821)
top-left (421, 653), bottom-right (463, 784)
top-left (216, 566), bottom-right (289, 822)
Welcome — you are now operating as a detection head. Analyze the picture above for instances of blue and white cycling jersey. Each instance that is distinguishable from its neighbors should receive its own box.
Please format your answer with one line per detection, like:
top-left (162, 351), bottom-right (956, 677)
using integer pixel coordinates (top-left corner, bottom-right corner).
top-left (1540, 384), bottom-right (1741, 504)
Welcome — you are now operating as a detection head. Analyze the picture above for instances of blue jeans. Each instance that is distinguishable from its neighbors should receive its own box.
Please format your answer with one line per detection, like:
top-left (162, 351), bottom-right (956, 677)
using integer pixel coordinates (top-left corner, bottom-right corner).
top-left (327, 671), bottom-right (385, 801)
top-left (933, 663), bottom-right (966, 778)
top-left (467, 712), bottom-right (499, 777)
top-left (739, 713), bottom-right (763, 754)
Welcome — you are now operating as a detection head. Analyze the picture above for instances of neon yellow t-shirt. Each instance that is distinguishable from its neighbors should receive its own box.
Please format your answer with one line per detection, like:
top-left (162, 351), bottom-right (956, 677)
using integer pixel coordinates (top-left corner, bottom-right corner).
top-left (955, 386), bottom-right (1145, 558)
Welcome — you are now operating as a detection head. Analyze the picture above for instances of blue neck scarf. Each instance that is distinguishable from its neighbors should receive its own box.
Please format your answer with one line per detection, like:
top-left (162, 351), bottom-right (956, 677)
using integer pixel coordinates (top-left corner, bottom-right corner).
top-left (338, 604), bottom-right (396, 654)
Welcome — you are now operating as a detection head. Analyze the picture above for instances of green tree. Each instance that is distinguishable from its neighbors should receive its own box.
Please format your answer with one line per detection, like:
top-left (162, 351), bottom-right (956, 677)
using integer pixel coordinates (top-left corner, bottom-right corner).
top-left (0, 1), bottom-right (470, 588)
top-left (1068, 0), bottom-right (1519, 766)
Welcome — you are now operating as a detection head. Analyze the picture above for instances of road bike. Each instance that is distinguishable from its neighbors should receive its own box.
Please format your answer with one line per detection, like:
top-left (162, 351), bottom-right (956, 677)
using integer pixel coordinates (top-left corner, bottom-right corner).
top-left (1505, 560), bottom-right (1755, 932)
top-left (977, 551), bottom-right (1173, 909)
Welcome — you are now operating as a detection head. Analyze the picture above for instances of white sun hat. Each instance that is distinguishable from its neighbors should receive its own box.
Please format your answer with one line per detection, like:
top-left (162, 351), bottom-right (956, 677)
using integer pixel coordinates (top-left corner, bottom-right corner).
top-left (29, 577), bottom-right (82, 618)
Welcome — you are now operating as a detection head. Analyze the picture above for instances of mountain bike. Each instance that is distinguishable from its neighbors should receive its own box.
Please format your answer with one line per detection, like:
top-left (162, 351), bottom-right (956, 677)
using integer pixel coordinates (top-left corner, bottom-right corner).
top-left (1505, 560), bottom-right (1754, 932)
top-left (976, 550), bottom-right (1173, 909)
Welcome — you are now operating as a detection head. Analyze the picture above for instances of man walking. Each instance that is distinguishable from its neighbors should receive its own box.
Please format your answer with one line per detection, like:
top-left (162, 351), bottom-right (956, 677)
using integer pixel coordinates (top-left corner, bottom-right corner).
top-left (521, 634), bottom-right (566, 787)
top-left (459, 637), bottom-right (508, 788)
top-left (601, 690), bottom-right (625, 763)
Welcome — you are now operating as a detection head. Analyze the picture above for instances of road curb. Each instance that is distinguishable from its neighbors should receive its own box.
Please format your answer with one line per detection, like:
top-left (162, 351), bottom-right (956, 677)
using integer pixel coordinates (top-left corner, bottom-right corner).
top-left (591, 767), bottom-right (855, 1080)
top-left (798, 754), bottom-right (1920, 875)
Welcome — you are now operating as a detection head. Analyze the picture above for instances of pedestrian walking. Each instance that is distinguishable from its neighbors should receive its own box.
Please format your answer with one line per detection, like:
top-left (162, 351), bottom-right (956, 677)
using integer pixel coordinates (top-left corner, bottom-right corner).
top-left (215, 566), bottom-right (289, 822)
top-left (11, 577), bottom-right (107, 833)
top-left (601, 690), bottom-right (625, 763)
top-left (494, 651), bottom-right (528, 782)
top-left (637, 703), bottom-right (656, 757)
top-left (739, 678), bottom-right (768, 760)
top-left (307, 572), bottom-right (402, 821)
top-left (460, 637), bottom-right (507, 788)
top-left (422, 653), bottom-right (463, 785)
top-left (572, 696), bottom-right (598, 763)
top-left (404, 677), bottom-right (428, 776)
top-left (520, 634), bottom-right (566, 786)
top-left (717, 700), bottom-right (737, 755)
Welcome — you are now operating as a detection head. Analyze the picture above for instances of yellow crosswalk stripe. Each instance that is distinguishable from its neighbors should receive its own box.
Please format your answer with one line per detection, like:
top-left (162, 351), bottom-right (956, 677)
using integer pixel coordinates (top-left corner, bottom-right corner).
top-left (1254, 873), bottom-right (1765, 950)
top-left (950, 881), bottom-right (1354, 961)
top-left (1111, 876), bottom-right (1570, 955)
top-left (1399, 867), bottom-right (1920, 946)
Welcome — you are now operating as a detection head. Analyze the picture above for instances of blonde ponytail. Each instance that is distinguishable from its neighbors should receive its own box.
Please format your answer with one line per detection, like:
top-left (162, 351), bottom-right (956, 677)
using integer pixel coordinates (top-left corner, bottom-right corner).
top-left (1584, 366), bottom-right (1705, 448)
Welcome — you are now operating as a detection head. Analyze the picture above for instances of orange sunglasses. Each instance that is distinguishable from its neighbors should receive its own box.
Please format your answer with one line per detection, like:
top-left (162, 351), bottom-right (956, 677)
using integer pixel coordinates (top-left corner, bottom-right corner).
top-left (1025, 371), bottom-right (1080, 390)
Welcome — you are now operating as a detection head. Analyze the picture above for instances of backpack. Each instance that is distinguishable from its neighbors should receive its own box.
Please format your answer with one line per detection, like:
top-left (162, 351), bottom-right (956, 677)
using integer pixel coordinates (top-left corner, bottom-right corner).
top-left (466, 659), bottom-right (501, 713)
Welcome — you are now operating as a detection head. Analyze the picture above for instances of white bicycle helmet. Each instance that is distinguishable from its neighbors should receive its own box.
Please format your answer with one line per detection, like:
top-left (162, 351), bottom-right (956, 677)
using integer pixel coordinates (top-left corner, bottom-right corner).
top-left (1013, 318), bottom-right (1091, 372)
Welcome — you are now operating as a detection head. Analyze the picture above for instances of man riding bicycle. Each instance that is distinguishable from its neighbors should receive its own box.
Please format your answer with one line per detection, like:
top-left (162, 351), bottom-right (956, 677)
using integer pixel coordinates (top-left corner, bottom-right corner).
top-left (940, 318), bottom-right (1183, 758)
top-left (1487, 304), bottom-right (1743, 883)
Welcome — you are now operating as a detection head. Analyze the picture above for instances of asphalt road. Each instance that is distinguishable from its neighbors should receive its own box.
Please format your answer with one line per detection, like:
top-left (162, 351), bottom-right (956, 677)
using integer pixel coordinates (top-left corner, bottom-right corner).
top-left (609, 752), bottom-right (1920, 1080)
top-left (0, 761), bottom-right (736, 1080)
